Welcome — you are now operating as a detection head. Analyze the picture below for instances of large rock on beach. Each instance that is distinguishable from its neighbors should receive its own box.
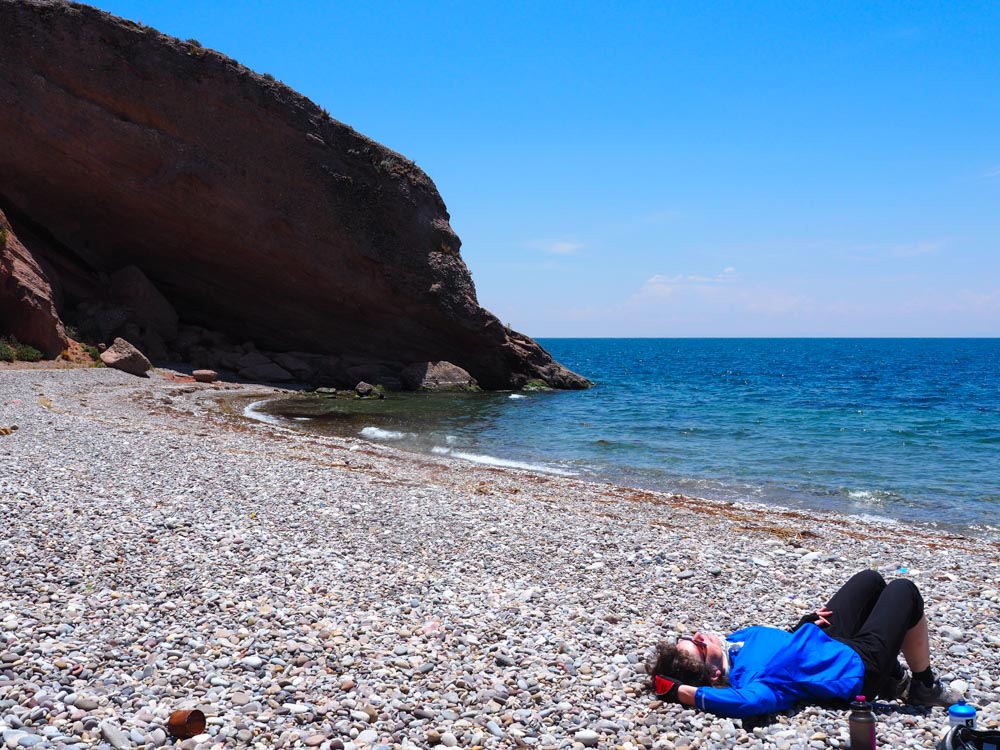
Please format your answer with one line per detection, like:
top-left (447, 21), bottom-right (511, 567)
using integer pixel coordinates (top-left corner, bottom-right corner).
top-left (99, 337), bottom-right (152, 376)
top-left (401, 360), bottom-right (479, 391)
top-left (0, 0), bottom-right (590, 391)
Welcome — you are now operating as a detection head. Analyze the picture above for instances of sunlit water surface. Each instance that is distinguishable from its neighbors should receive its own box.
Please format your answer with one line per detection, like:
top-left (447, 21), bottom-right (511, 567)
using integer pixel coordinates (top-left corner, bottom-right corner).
top-left (252, 339), bottom-right (999, 536)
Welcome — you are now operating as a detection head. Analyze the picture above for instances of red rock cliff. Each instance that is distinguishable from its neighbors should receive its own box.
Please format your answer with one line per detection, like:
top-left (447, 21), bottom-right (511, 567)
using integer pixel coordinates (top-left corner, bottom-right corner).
top-left (0, 0), bottom-right (589, 389)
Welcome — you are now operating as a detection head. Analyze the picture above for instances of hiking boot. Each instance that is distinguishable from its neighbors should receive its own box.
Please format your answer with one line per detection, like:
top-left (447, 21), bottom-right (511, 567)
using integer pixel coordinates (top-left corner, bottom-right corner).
top-left (907, 677), bottom-right (951, 707)
top-left (878, 670), bottom-right (911, 701)
top-left (938, 725), bottom-right (1000, 750)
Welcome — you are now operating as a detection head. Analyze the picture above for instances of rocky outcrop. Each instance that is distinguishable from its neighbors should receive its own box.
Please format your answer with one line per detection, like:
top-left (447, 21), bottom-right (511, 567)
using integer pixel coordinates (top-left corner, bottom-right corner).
top-left (109, 266), bottom-right (179, 341)
top-left (401, 361), bottom-right (479, 391)
top-left (0, 0), bottom-right (590, 390)
top-left (0, 209), bottom-right (67, 356)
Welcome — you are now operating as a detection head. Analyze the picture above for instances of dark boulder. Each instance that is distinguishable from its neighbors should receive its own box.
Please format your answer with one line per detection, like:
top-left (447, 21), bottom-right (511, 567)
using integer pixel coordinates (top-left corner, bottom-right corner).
top-left (401, 361), bottom-right (479, 391)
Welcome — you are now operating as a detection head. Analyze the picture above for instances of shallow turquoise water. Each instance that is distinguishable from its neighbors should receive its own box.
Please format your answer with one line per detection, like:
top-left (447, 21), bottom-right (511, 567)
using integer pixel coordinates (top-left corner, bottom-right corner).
top-left (256, 339), bottom-right (999, 535)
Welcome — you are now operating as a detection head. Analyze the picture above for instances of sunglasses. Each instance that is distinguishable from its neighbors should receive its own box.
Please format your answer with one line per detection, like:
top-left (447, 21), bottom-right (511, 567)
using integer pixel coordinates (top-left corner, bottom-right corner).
top-left (677, 636), bottom-right (708, 661)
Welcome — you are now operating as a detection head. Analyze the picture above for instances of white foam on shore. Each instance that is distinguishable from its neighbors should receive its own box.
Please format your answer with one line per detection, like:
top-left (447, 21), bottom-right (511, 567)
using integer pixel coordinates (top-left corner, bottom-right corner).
top-left (432, 446), bottom-right (577, 476)
top-left (854, 513), bottom-right (902, 527)
top-left (243, 399), bottom-right (286, 426)
top-left (359, 426), bottom-right (408, 441)
top-left (848, 490), bottom-right (876, 500)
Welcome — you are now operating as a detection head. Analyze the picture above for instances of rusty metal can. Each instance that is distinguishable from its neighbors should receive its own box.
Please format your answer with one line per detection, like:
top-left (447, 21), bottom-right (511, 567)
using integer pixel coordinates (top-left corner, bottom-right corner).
top-left (166, 709), bottom-right (206, 739)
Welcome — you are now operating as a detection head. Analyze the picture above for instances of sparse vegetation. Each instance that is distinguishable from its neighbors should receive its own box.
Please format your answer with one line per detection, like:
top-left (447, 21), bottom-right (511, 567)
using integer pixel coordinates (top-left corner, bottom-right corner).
top-left (0, 336), bottom-right (44, 362)
top-left (60, 315), bottom-right (103, 364)
top-left (186, 38), bottom-right (202, 47)
top-left (82, 344), bottom-right (102, 362)
top-left (0, 227), bottom-right (8, 249)
top-left (262, 72), bottom-right (275, 82)
top-left (16, 343), bottom-right (43, 362)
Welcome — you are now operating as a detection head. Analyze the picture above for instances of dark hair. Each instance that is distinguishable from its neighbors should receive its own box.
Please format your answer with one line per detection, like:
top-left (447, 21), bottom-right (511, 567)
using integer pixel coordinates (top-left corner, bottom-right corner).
top-left (644, 641), bottom-right (724, 692)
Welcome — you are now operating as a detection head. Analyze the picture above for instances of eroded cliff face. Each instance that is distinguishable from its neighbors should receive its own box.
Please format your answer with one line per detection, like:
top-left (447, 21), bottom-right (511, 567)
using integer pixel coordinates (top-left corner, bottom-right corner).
top-left (0, 210), bottom-right (67, 355)
top-left (0, 0), bottom-right (589, 389)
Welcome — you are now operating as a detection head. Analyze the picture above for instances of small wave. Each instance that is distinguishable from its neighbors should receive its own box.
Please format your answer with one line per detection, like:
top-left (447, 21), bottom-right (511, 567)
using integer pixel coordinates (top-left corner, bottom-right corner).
top-left (243, 399), bottom-right (286, 426)
top-left (359, 427), bottom-right (408, 441)
top-left (431, 447), bottom-right (577, 476)
top-left (845, 488), bottom-right (904, 506)
top-left (509, 394), bottom-right (527, 400)
top-left (293, 417), bottom-right (312, 421)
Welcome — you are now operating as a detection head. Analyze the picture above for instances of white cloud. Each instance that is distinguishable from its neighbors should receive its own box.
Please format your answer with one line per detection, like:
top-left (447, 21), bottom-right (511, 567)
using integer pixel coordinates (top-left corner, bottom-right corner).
top-left (551, 268), bottom-right (816, 336)
top-left (932, 288), bottom-right (1000, 314)
top-left (523, 239), bottom-right (584, 255)
top-left (634, 268), bottom-right (739, 298)
top-left (525, 242), bottom-right (998, 336)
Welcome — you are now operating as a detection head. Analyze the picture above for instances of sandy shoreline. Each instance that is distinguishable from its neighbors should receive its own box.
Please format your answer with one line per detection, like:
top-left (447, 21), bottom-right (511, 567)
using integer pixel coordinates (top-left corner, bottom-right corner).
top-left (2, 367), bottom-right (997, 749)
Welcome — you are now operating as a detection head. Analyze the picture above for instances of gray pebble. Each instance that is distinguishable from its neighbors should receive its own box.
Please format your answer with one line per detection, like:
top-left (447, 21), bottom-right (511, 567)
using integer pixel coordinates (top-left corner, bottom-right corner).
top-left (98, 720), bottom-right (130, 750)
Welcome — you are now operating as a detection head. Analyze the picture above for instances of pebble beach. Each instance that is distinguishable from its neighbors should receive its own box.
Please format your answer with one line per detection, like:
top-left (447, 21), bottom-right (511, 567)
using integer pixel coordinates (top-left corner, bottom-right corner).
top-left (1, 367), bottom-right (998, 750)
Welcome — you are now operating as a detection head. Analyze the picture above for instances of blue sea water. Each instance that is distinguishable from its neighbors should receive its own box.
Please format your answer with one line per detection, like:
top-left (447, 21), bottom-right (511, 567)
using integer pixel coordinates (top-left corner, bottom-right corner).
top-left (255, 339), bottom-right (1000, 535)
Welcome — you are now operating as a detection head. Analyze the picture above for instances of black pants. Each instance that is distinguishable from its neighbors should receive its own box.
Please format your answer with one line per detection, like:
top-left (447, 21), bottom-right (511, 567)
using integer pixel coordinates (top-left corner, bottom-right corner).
top-left (822, 569), bottom-right (924, 700)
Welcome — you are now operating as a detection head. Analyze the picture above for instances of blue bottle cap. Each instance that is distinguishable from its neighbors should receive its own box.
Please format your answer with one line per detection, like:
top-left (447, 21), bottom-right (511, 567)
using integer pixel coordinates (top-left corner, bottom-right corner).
top-left (949, 700), bottom-right (977, 718)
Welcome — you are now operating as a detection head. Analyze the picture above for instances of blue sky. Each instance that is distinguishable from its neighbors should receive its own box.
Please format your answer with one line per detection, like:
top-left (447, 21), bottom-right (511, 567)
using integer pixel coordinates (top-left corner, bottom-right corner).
top-left (87, 1), bottom-right (998, 337)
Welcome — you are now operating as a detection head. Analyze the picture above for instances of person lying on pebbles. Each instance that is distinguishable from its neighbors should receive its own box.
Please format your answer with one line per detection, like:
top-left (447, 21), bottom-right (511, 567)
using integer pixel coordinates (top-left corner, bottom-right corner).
top-left (646, 569), bottom-right (954, 719)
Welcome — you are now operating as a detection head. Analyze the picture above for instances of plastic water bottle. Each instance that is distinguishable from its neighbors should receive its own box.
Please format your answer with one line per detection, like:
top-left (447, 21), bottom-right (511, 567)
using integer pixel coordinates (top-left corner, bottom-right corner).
top-left (949, 699), bottom-right (977, 729)
top-left (849, 695), bottom-right (876, 750)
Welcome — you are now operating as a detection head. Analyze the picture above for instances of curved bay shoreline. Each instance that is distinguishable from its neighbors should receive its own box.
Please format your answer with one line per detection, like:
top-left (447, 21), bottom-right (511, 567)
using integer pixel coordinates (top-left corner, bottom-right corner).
top-left (1, 367), bottom-right (998, 749)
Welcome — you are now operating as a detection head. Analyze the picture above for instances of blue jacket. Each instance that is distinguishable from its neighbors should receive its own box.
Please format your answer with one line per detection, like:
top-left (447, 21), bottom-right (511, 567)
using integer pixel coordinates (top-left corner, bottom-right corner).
top-left (694, 624), bottom-right (865, 718)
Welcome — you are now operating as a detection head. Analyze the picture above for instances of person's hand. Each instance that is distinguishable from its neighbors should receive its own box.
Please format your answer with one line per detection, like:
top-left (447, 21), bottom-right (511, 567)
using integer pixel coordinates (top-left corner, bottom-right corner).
top-left (789, 607), bottom-right (834, 632)
top-left (813, 606), bottom-right (833, 627)
top-left (653, 674), bottom-right (683, 703)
